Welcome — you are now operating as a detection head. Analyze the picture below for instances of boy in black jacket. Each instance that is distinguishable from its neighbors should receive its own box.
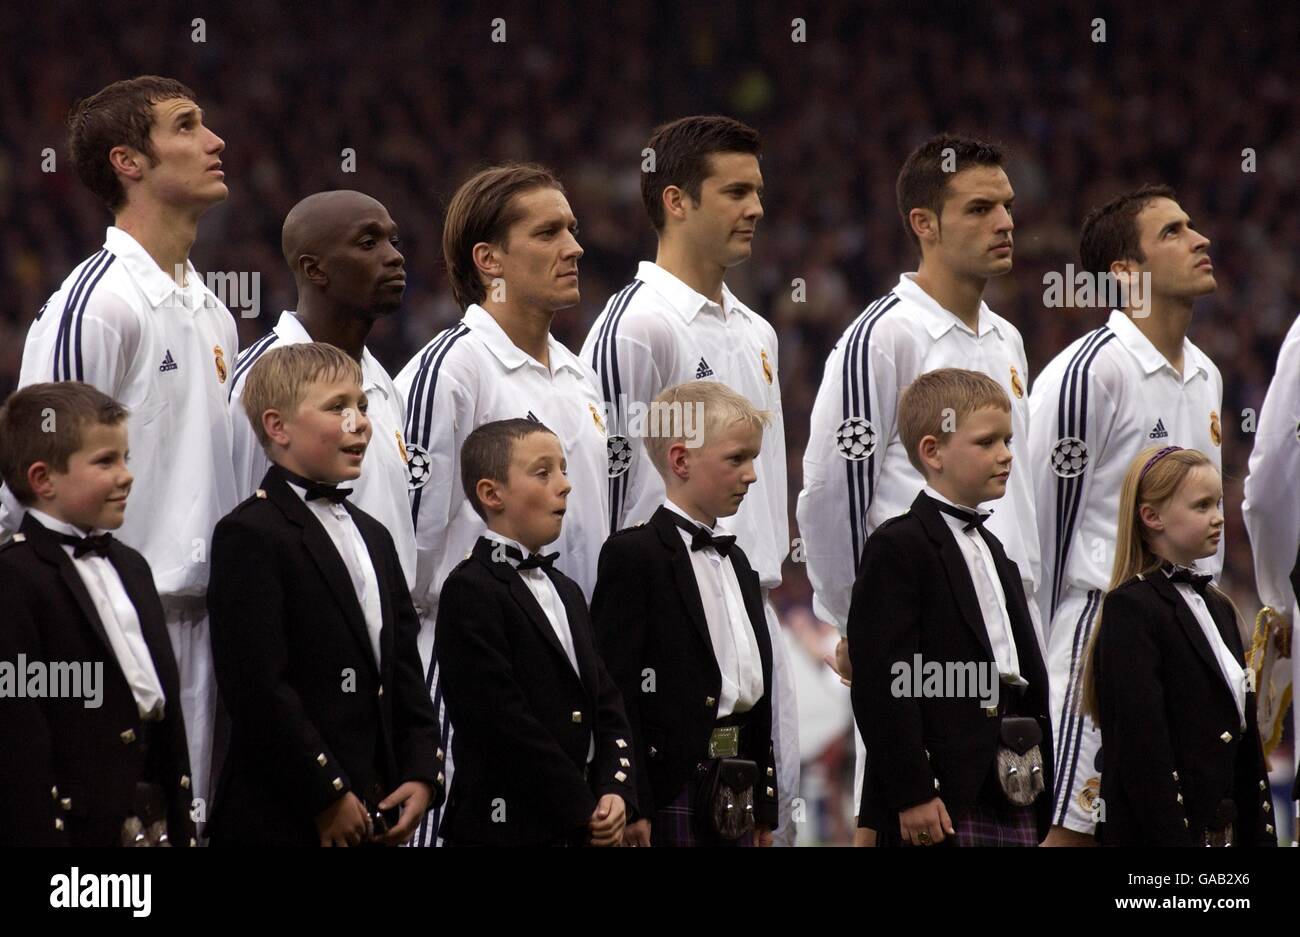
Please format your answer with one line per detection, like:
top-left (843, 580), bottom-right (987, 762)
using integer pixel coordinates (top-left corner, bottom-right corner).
top-left (0, 382), bottom-right (194, 846)
top-left (435, 418), bottom-right (633, 846)
top-left (849, 368), bottom-right (1052, 846)
top-left (593, 381), bottom-right (778, 846)
top-left (207, 343), bottom-right (443, 846)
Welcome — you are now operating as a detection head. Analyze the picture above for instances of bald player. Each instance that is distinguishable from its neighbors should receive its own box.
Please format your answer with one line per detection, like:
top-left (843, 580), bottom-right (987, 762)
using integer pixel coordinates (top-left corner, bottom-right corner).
top-left (228, 191), bottom-right (418, 590)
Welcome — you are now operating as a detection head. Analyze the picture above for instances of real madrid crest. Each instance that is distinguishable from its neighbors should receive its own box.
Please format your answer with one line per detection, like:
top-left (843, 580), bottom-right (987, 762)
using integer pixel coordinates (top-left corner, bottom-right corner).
top-left (1209, 410), bottom-right (1221, 446)
top-left (213, 344), bottom-right (227, 383)
top-left (1009, 365), bottom-right (1024, 399)
top-left (588, 403), bottom-right (606, 435)
top-left (760, 349), bottom-right (773, 385)
top-left (1078, 777), bottom-right (1101, 814)
top-left (396, 431), bottom-right (409, 463)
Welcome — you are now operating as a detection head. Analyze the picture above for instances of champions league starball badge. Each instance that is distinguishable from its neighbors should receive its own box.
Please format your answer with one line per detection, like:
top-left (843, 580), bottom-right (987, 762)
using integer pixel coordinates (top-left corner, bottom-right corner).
top-left (405, 442), bottom-right (432, 490)
top-left (834, 417), bottom-right (876, 461)
top-left (607, 434), bottom-right (632, 478)
top-left (1050, 436), bottom-right (1089, 478)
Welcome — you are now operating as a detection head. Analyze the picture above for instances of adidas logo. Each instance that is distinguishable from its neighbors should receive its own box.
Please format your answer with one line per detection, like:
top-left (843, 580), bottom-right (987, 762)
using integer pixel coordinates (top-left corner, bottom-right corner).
top-left (1149, 418), bottom-right (1168, 439)
top-left (525, 411), bottom-right (540, 423)
top-left (695, 357), bottom-right (714, 379)
top-left (159, 349), bottom-right (178, 373)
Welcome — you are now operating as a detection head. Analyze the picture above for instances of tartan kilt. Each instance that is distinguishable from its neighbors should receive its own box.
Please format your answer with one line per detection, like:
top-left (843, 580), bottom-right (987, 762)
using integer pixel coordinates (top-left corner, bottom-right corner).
top-left (652, 785), bottom-right (756, 848)
top-left (942, 802), bottom-right (1039, 847)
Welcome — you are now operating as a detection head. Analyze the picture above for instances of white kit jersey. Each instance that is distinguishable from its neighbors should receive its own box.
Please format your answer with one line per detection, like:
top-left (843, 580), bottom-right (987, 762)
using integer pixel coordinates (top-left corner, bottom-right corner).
top-left (11, 226), bottom-right (240, 598)
top-left (1029, 308), bottom-right (1225, 619)
top-left (394, 303), bottom-right (611, 630)
top-left (228, 311), bottom-right (417, 592)
top-left (797, 273), bottom-right (1041, 633)
top-left (580, 261), bottom-right (789, 588)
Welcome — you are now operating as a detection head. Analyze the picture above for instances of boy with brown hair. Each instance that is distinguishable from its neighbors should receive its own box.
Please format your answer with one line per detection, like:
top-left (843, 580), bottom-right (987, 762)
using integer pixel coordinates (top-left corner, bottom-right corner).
top-left (434, 418), bottom-right (633, 846)
top-left (849, 368), bottom-right (1052, 846)
top-left (0, 382), bottom-right (195, 846)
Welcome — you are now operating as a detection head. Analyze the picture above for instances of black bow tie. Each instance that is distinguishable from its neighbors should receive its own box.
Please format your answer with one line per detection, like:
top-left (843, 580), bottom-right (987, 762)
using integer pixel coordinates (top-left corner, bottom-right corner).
top-left (503, 544), bottom-right (559, 571)
top-left (1166, 565), bottom-right (1212, 597)
top-left (667, 513), bottom-right (736, 557)
top-left (277, 465), bottom-right (353, 503)
top-left (60, 531), bottom-right (113, 558)
top-left (932, 499), bottom-right (991, 532)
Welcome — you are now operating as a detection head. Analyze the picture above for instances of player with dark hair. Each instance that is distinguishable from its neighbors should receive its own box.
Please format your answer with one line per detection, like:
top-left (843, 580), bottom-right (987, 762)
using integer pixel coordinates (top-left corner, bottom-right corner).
top-left (580, 115), bottom-right (801, 845)
top-left (8, 76), bottom-right (239, 831)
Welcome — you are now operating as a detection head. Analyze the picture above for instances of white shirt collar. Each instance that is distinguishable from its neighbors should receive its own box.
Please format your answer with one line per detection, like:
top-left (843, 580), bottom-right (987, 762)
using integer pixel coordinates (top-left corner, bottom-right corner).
top-left (923, 485), bottom-right (992, 517)
top-left (483, 529), bottom-right (541, 569)
top-left (662, 498), bottom-right (719, 534)
top-left (272, 310), bottom-right (389, 399)
top-left (26, 508), bottom-right (96, 539)
top-left (104, 226), bottom-right (204, 310)
top-left (895, 273), bottom-right (1002, 340)
top-left (1105, 309), bottom-right (1211, 383)
top-left (635, 261), bottom-right (752, 326)
top-left (462, 304), bottom-right (586, 378)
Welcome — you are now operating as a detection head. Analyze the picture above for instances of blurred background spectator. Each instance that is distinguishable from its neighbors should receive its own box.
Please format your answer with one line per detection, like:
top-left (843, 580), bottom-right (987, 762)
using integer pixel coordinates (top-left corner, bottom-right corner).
top-left (2, 0), bottom-right (1295, 843)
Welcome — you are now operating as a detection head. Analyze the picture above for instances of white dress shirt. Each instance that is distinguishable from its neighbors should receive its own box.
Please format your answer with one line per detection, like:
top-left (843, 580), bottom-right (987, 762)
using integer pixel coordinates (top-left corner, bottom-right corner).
top-left (663, 501), bottom-right (765, 716)
top-left (1166, 568), bottom-right (1247, 731)
top-left (483, 530), bottom-right (593, 762)
top-left (285, 479), bottom-right (383, 665)
top-left (27, 509), bottom-right (166, 719)
top-left (923, 487), bottom-right (1022, 682)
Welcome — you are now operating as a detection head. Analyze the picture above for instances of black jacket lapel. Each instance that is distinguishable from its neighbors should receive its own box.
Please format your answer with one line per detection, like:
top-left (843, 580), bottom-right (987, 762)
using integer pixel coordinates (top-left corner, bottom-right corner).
top-left (20, 514), bottom-right (115, 657)
top-left (261, 469), bottom-right (378, 676)
top-left (1148, 571), bottom-right (1238, 705)
top-left (910, 493), bottom-right (995, 661)
top-left (472, 538), bottom-right (579, 681)
top-left (549, 569), bottom-right (597, 694)
top-left (649, 507), bottom-right (717, 661)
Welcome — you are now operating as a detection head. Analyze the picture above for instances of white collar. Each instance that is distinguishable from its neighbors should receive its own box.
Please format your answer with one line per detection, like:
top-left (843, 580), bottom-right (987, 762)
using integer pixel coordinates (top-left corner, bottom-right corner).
top-left (104, 226), bottom-right (205, 310)
top-left (26, 508), bottom-right (97, 539)
top-left (662, 498), bottom-right (720, 534)
top-left (895, 273), bottom-right (1002, 340)
top-left (462, 304), bottom-right (586, 377)
top-left (923, 485), bottom-right (992, 517)
top-left (635, 261), bottom-right (753, 326)
top-left (1104, 309), bottom-right (1211, 383)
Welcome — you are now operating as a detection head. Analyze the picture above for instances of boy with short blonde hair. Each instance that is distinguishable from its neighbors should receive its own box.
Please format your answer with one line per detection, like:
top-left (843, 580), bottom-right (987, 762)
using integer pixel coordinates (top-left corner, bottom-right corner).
top-left (593, 380), bottom-right (779, 846)
top-left (207, 343), bottom-right (444, 846)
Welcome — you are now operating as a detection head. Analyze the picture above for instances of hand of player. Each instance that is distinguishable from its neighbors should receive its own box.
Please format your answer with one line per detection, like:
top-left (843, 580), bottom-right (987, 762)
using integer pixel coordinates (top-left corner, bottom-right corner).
top-left (315, 791), bottom-right (371, 847)
top-left (755, 824), bottom-right (774, 847)
top-left (853, 826), bottom-right (877, 847)
top-left (898, 796), bottom-right (953, 846)
top-left (622, 817), bottom-right (652, 847)
top-left (588, 793), bottom-right (626, 846)
top-left (824, 637), bottom-right (852, 687)
top-left (376, 780), bottom-right (433, 846)
top-left (1040, 824), bottom-right (1098, 847)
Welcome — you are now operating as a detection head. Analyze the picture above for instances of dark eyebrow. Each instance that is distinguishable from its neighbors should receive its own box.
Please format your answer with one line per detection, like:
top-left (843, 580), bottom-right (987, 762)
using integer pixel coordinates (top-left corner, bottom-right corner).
top-left (171, 106), bottom-right (201, 127)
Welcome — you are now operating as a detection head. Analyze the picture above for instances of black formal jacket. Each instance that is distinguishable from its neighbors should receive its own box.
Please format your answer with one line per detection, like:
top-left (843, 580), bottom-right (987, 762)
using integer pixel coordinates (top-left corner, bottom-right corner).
top-left (848, 491), bottom-right (1053, 841)
top-left (0, 513), bottom-right (195, 846)
top-left (590, 506), bottom-right (779, 828)
top-left (434, 536), bottom-right (637, 845)
top-left (206, 464), bottom-right (444, 846)
top-left (1095, 571), bottom-right (1276, 846)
